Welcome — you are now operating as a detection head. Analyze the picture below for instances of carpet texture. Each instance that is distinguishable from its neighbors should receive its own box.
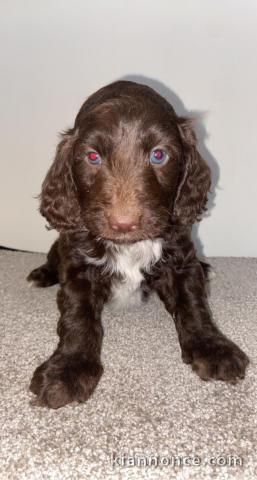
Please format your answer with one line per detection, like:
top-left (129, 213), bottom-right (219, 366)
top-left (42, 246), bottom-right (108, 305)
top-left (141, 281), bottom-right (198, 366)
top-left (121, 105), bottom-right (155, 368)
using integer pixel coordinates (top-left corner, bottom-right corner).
top-left (1, 250), bottom-right (257, 480)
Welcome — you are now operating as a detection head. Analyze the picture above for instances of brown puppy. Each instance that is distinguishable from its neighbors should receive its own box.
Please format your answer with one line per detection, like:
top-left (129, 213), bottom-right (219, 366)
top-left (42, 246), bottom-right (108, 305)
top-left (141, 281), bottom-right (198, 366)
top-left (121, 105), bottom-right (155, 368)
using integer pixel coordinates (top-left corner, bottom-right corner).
top-left (28, 81), bottom-right (249, 409)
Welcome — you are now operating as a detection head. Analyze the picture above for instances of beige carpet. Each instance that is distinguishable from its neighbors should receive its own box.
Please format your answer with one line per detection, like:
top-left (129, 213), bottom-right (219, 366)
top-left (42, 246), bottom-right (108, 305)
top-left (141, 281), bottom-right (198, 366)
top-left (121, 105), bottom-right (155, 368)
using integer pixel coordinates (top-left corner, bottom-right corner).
top-left (1, 250), bottom-right (257, 479)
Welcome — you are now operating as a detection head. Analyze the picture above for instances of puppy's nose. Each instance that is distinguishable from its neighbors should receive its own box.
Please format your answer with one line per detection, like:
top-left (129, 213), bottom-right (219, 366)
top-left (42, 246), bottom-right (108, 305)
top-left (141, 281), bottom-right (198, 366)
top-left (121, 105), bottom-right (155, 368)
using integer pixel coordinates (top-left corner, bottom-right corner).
top-left (109, 214), bottom-right (139, 232)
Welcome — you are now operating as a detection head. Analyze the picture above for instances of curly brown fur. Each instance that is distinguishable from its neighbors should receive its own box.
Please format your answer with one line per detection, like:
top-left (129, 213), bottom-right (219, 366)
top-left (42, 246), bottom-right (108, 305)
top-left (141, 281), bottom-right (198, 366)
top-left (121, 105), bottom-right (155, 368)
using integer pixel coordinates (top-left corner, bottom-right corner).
top-left (27, 81), bottom-right (249, 409)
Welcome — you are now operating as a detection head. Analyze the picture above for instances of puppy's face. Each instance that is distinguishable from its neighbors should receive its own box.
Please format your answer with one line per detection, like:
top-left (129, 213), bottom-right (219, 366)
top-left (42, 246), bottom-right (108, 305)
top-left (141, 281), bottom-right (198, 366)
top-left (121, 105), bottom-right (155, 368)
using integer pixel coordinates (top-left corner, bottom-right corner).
top-left (72, 100), bottom-right (182, 242)
top-left (40, 81), bottom-right (211, 240)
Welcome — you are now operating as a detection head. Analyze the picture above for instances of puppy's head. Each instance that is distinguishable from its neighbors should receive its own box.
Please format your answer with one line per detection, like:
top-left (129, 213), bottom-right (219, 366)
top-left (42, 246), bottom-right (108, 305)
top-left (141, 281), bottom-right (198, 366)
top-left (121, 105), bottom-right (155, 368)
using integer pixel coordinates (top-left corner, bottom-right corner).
top-left (40, 81), bottom-right (211, 242)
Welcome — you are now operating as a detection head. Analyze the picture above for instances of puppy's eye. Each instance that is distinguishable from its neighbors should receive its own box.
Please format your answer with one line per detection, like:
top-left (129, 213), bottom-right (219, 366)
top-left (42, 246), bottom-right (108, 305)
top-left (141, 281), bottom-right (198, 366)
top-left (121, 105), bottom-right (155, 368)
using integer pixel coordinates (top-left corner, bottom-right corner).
top-left (150, 148), bottom-right (168, 165)
top-left (86, 151), bottom-right (102, 165)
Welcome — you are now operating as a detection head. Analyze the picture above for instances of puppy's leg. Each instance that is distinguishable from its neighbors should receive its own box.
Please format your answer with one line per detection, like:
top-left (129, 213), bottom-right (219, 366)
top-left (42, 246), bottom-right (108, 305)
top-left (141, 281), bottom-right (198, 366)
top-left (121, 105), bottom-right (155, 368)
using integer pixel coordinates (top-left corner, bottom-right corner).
top-left (27, 240), bottom-right (60, 287)
top-left (199, 260), bottom-right (211, 280)
top-left (156, 261), bottom-right (249, 383)
top-left (30, 276), bottom-right (109, 408)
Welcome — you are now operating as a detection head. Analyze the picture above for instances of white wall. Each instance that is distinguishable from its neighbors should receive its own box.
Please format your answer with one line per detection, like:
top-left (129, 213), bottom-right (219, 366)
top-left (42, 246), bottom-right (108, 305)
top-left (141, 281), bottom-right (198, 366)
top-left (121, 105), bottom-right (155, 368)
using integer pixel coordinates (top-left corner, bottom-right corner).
top-left (1, 0), bottom-right (257, 256)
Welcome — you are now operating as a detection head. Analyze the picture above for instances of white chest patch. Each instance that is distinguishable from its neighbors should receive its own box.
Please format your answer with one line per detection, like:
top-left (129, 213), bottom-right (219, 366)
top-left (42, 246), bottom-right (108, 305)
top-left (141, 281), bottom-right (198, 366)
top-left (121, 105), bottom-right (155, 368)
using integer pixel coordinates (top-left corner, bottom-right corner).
top-left (108, 239), bottom-right (162, 309)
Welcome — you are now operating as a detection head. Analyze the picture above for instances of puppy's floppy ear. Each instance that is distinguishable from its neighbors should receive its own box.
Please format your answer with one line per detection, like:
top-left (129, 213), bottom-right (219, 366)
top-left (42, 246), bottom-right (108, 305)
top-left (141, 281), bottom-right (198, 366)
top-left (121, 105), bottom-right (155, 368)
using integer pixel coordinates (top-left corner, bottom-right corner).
top-left (173, 117), bottom-right (211, 225)
top-left (40, 130), bottom-right (85, 232)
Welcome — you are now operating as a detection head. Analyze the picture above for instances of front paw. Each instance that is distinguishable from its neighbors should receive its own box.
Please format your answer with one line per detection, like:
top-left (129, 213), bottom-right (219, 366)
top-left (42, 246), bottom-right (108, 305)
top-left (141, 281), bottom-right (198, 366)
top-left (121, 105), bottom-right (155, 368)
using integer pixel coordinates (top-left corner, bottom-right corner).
top-left (183, 336), bottom-right (249, 384)
top-left (30, 355), bottom-right (103, 409)
top-left (27, 264), bottom-right (58, 287)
